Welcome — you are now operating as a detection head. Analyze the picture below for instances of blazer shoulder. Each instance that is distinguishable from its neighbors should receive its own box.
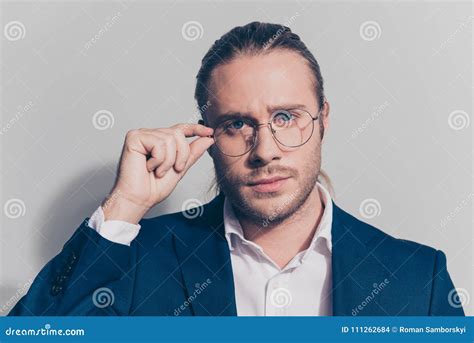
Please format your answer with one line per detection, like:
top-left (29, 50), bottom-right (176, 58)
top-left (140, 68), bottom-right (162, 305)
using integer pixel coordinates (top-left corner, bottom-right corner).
top-left (334, 202), bottom-right (439, 264)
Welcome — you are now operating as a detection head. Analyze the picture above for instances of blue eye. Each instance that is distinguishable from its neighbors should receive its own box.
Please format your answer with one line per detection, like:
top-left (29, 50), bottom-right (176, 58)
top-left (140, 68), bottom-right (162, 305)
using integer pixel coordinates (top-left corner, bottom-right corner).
top-left (222, 119), bottom-right (248, 132)
top-left (229, 120), bottom-right (244, 129)
top-left (273, 111), bottom-right (295, 127)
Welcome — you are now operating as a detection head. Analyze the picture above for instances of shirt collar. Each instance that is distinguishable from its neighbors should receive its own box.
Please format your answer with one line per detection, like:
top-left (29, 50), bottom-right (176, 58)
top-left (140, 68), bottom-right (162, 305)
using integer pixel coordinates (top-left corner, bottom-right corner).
top-left (223, 181), bottom-right (333, 254)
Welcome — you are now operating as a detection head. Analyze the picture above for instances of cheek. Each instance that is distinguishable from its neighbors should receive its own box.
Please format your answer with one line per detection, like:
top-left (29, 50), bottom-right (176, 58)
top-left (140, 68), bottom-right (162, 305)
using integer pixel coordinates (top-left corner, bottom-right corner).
top-left (213, 150), bottom-right (245, 177)
top-left (287, 139), bottom-right (320, 166)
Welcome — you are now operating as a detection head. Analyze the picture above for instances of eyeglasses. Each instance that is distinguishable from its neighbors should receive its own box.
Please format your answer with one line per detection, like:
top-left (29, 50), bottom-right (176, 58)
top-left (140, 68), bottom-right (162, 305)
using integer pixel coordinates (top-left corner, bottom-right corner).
top-left (205, 107), bottom-right (322, 157)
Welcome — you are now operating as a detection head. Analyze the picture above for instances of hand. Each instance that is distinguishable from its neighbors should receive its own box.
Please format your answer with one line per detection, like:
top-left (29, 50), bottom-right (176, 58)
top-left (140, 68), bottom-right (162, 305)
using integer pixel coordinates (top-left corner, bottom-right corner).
top-left (101, 123), bottom-right (214, 224)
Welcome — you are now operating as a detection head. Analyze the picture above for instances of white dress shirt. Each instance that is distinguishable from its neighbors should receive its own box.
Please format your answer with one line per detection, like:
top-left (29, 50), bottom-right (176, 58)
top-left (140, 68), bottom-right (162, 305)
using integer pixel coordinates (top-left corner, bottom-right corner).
top-left (87, 182), bottom-right (333, 316)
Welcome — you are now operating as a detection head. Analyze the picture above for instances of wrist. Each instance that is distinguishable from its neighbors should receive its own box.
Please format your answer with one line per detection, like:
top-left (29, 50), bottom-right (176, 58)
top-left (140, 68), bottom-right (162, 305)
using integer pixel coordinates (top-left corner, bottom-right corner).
top-left (101, 190), bottom-right (149, 224)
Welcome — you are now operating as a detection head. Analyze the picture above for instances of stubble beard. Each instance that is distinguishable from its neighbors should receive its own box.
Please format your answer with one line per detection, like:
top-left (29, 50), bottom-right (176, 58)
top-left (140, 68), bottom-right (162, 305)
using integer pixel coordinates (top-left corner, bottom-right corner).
top-left (214, 150), bottom-right (321, 228)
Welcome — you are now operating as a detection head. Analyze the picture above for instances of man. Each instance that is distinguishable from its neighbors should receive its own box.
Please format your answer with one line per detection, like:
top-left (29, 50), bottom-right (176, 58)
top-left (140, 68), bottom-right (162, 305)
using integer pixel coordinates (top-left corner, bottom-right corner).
top-left (10, 22), bottom-right (463, 316)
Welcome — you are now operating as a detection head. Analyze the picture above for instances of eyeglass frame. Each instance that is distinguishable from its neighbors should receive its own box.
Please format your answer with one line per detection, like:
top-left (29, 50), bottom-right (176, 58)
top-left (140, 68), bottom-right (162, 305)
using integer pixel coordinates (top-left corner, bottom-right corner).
top-left (199, 105), bottom-right (325, 157)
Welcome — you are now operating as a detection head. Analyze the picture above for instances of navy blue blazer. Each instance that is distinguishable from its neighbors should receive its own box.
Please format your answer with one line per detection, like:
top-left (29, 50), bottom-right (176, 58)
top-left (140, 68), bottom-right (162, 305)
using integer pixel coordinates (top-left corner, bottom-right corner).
top-left (10, 192), bottom-right (464, 316)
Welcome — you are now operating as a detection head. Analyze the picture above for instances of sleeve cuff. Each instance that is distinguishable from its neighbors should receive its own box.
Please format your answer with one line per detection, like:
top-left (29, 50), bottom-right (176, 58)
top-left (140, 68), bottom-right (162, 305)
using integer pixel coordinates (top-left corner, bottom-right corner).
top-left (87, 206), bottom-right (141, 246)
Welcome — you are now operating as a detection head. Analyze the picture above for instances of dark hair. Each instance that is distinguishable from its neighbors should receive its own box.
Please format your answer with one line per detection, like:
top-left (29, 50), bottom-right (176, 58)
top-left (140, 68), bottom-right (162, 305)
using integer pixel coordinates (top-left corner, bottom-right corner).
top-left (194, 21), bottom-right (326, 117)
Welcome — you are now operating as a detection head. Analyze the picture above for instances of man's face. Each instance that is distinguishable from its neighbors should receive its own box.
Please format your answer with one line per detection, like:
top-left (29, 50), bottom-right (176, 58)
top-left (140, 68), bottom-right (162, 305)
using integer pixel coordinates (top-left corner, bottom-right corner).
top-left (206, 49), bottom-right (328, 225)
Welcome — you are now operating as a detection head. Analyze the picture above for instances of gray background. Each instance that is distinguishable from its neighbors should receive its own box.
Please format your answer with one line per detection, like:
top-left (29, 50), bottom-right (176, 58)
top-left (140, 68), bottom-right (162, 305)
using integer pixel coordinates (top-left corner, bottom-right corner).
top-left (1, 0), bottom-right (472, 315)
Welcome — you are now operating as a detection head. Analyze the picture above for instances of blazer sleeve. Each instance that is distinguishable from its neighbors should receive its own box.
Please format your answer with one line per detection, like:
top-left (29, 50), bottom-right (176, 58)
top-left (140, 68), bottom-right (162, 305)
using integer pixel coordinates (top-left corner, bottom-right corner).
top-left (8, 219), bottom-right (138, 316)
top-left (429, 250), bottom-right (465, 316)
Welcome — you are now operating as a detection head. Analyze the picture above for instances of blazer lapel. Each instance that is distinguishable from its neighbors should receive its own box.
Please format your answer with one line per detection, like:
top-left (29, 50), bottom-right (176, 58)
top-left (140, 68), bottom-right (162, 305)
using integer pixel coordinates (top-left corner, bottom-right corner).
top-left (174, 195), bottom-right (391, 316)
top-left (173, 193), bottom-right (237, 316)
top-left (331, 201), bottom-right (390, 315)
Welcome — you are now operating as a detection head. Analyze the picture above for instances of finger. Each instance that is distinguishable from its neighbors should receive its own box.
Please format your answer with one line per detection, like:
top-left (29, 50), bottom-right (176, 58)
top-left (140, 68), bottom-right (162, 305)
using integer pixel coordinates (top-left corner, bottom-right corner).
top-left (154, 134), bottom-right (177, 178)
top-left (146, 147), bottom-right (165, 172)
top-left (172, 129), bottom-right (190, 172)
top-left (182, 136), bottom-right (215, 173)
top-left (125, 131), bottom-right (166, 172)
top-left (172, 123), bottom-right (214, 138)
top-left (135, 133), bottom-right (167, 172)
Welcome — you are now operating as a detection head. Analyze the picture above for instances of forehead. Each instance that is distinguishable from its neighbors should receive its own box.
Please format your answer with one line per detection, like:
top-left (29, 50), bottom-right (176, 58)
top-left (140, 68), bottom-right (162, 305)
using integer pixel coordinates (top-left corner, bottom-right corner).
top-left (207, 50), bottom-right (317, 118)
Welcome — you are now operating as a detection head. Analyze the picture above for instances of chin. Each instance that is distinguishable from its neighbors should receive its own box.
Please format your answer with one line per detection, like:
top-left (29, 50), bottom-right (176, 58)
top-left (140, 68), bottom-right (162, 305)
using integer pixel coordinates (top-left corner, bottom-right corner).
top-left (244, 191), bottom-right (288, 212)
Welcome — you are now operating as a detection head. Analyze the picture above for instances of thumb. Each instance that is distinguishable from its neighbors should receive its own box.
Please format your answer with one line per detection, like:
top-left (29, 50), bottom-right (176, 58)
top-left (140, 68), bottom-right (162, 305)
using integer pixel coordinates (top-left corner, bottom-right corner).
top-left (182, 136), bottom-right (215, 173)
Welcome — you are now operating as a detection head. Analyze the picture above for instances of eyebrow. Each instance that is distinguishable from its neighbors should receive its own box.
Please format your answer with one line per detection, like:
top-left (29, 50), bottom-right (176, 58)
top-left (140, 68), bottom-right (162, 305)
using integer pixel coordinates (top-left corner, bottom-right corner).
top-left (212, 103), bottom-right (310, 126)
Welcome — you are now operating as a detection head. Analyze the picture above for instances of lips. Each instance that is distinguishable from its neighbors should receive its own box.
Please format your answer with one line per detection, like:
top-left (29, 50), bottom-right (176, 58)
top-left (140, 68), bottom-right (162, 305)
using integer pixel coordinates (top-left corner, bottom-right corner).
top-left (248, 176), bottom-right (290, 185)
top-left (248, 175), bottom-right (291, 193)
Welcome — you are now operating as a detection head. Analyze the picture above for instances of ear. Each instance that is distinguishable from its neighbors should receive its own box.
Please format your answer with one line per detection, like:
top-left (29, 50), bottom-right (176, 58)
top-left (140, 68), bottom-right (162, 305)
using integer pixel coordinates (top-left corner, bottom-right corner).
top-left (321, 100), bottom-right (330, 142)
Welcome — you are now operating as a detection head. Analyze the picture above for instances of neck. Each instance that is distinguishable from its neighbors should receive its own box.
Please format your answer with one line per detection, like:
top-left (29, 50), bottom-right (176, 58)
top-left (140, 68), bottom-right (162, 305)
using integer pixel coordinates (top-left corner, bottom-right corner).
top-left (237, 184), bottom-right (324, 269)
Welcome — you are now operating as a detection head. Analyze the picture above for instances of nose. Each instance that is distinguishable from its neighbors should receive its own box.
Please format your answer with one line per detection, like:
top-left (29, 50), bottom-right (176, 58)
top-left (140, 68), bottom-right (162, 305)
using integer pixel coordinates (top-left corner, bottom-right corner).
top-left (248, 123), bottom-right (282, 166)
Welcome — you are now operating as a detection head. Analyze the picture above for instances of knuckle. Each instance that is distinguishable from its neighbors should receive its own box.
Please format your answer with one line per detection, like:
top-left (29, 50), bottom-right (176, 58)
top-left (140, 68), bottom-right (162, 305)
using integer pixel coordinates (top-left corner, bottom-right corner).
top-left (126, 129), bottom-right (139, 139)
top-left (173, 127), bottom-right (185, 136)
